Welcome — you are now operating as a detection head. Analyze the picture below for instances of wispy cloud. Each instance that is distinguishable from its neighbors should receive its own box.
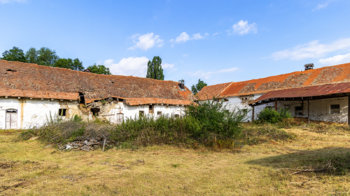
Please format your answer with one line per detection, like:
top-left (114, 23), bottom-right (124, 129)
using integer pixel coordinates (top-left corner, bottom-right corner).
top-left (271, 38), bottom-right (350, 61)
top-left (319, 53), bottom-right (350, 65)
top-left (188, 67), bottom-right (238, 79)
top-left (227, 20), bottom-right (257, 35)
top-left (183, 54), bottom-right (189, 57)
top-left (0, 0), bottom-right (26, 3)
top-left (128, 33), bottom-right (163, 51)
top-left (312, 1), bottom-right (333, 11)
top-left (104, 57), bottom-right (149, 77)
top-left (170, 32), bottom-right (206, 45)
top-left (163, 63), bottom-right (177, 72)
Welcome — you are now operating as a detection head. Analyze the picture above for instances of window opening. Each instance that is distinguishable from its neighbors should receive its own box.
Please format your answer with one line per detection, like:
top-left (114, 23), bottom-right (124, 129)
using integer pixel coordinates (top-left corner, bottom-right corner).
top-left (174, 114), bottom-right (180, 118)
top-left (149, 105), bottom-right (154, 113)
top-left (330, 104), bottom-right (340, 114)
top-left (5, 109), bottom-right (18, 129)
top-left (295, 106), bottom-right (303, 115)
top-left (79, 92), bottom-right (85, 104)
top-left (58, 109), bottom-right (67, 116)
top-left (91, 108), bottom-right (100, 116)
top-left (117, 113), bottom-right (124, 123)
top-left (157, 111), bottom-right (162, 115)
top-left (139, 111), bottom-right (144, 117)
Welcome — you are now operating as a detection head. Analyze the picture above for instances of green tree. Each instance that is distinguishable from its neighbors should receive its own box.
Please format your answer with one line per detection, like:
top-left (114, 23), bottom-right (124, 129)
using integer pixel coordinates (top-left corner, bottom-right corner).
top-left (25, 47), bottom-right (38, 63)
top-left (146, 56), bottom-right (164, 80)
top-left (36, 47), bottom-right (59, 66)
top-left (54, 58), bottom-right (84, 71)
top-left (1, 47), bottom-right (26, 62)
top-left (191, 79), bottom-right (207, 94)
top-left (87, 64), bottom-right (111, 75)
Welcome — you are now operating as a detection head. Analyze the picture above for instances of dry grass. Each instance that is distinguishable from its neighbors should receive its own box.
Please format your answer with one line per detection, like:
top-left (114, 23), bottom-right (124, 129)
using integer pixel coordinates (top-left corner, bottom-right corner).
top-left (1, 125), bottom-right (350, 195)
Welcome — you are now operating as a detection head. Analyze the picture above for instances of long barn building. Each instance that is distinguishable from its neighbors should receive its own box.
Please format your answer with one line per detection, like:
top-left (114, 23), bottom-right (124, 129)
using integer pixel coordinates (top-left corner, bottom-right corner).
top-left (197, 63), bottom-right (350, 124)
top-left (0, 60), bottom-right (195, 129)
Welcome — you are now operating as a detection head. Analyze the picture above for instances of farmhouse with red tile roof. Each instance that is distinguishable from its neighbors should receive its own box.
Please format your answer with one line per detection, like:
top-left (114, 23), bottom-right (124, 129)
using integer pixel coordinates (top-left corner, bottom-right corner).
top-left (0, 60), bottom-right (195, 129)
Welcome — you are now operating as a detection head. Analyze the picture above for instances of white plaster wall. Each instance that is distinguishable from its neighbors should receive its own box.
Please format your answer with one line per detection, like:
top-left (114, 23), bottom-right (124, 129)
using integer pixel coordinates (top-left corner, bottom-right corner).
top-left (100, 101), bottom-right (186, 123)
top-left (277, 97), bottom-right (348, 123)
top-left (0, 98), bottom-right (81, 129)
top-left (223, 94), bottom-right (275, 122)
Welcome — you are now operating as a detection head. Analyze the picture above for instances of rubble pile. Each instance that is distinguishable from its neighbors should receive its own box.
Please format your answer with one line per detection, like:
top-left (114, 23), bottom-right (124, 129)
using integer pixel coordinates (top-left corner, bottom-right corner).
top-left (59, 136), bottom-right (110, 151)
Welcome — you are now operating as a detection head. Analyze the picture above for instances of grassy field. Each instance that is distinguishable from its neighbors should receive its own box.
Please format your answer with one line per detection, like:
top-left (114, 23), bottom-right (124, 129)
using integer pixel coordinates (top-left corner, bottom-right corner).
top-left (1, 124), bottom-right (350, 195)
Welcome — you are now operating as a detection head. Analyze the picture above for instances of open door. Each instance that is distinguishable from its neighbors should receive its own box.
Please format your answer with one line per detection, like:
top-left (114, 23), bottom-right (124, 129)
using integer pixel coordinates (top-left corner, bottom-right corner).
top-left (6, 109), bottom-right (18, 129)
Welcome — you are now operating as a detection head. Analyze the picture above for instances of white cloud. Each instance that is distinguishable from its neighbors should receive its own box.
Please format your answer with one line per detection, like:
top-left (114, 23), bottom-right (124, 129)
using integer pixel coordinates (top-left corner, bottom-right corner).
top-left (162, 63), bottom-right (174, 69)
top-left (192, 33), bottom-right (204, 40)
top-left (228, 20), bottom-right (257, 35)
top-left (183, 54), bottom-right (188, 57)
top-left (319, 53), bottom-right (350, 65)
top-left (174, 32), bottom-right (190, 43)
top-left (171, 32), bottom-right (206, 44)
top-left (128, 33), bottom-right (163, 51)
top-left (213, 32), bottom-right (219, 36)
top-left (104, 57), bottom-right (149, 77)
top-left (0, 0), bottom-right (26, 3)
top-left (271, 38), bottom-right (350, 61)
top-left (188, 67), bottom-right (238, 79)
top-left (312, 1), bottom-right (333, 11)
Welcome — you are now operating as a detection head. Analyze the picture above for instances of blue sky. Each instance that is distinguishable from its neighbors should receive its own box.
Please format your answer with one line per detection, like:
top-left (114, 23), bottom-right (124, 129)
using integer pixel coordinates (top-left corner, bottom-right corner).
top-left (1, 0), bottom-right (350, 88)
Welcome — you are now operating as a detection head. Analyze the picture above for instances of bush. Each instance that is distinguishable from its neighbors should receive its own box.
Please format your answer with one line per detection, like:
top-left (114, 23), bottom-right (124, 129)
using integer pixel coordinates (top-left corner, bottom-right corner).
top-left (257, 108), bottom-right (291, 124)
top-left (186, 99), bottom-right (248, 139)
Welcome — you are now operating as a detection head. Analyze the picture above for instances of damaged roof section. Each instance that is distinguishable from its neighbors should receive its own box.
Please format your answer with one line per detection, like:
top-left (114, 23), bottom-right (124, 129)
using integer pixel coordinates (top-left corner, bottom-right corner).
top-left (198, 62), bottom-right (350, 99)
top-left (0, 60), bottom-right (195, 105)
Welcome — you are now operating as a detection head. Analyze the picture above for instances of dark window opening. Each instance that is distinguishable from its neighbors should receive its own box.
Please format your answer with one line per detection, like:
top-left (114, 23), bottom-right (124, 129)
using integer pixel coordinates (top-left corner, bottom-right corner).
top-left (139, 111), bottom-right (144, 117)
top-left (79, 92), bottom-right (85, 104)
top-left (174, 114), bottom-right (180, 118)
top-left (91, 108), bottom-right (100, 116)
top-left (330, 104), bottom-right (340, 114)
top-left (157, 111), bottom-right (162, 115)
top-left (295, 106), bottom-right (303, 115)
top-left (149, 105), bottom-right (154, 113)
top-left (58, 109), bottom-right (67, 116)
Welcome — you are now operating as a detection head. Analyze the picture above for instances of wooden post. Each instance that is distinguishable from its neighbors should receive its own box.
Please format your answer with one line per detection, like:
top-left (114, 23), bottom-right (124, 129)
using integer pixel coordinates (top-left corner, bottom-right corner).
top-left (252, 106), bottom-right (255, 123)
top-left (348, 96), bottom-right (350, 127)
top-left (308, 100), bottom-right (310, 125)
top-left (275, 100), bottom-right (277, 111)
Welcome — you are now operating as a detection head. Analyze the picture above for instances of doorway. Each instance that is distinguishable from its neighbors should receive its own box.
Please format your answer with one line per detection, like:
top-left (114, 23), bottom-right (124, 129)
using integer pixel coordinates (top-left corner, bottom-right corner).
top-left (6, 109), bottom-right (18, 129)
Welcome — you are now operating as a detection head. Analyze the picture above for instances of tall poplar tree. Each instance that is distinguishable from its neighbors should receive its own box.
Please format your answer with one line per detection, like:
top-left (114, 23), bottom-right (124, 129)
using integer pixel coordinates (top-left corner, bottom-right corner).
top-left (146, 56), bottom-right (164, 80)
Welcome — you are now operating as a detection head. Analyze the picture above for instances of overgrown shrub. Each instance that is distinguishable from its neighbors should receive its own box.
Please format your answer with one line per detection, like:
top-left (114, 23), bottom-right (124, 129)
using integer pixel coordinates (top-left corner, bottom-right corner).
top-left (256, 108), bottom-right (291, 124)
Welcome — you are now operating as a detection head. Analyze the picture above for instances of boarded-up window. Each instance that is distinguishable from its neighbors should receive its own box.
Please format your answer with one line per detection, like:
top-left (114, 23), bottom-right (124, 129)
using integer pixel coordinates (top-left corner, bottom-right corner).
top-left (330, 104), bottom-right (340, 114)
top-left (117, 113), bottom-right (124, 123)
top-left (58, 109), bottom-right (67, 116)
top-left (6, 109), bottom-right (17, 129)
top-left (295, 106), bottom-right (303, 115)
top-left (139, 111), bottom-right (144, 117)
top-left (149, 105), bottom-right (154, 113)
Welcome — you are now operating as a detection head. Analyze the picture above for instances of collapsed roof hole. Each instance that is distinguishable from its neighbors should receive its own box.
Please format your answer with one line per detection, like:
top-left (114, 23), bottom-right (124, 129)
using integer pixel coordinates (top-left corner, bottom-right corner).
top-left (6, 69), bottom-right (17, 72)
top-left (91, 108), bottom-right (100, 116)
top-left (79, 92), bottom-right (85, 104)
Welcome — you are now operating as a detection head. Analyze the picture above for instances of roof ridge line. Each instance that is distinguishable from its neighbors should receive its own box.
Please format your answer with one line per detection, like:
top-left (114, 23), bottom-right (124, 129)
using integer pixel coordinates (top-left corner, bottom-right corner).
top-left (218, 81), bottom-right (235, 97)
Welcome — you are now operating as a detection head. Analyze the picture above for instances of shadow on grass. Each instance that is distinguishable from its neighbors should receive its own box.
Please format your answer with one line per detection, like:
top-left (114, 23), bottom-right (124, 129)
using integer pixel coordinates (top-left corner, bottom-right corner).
top-left (246, 147), bottom-right (350, 175)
